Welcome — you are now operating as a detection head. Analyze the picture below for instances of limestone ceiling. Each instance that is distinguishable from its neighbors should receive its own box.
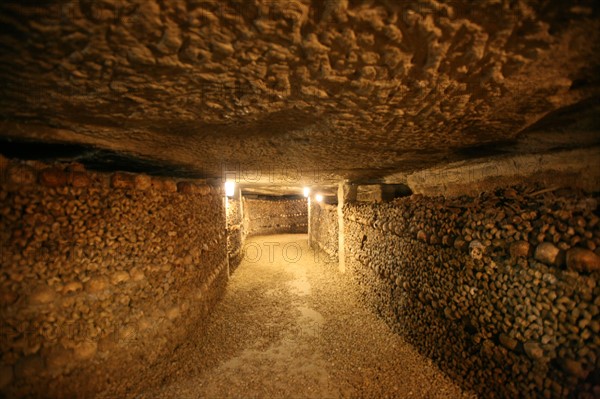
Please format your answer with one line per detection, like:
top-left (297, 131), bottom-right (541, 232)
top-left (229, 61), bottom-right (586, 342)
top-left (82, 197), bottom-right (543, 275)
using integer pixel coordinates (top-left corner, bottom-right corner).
top-left (0, 0), bottom-right (599, 190)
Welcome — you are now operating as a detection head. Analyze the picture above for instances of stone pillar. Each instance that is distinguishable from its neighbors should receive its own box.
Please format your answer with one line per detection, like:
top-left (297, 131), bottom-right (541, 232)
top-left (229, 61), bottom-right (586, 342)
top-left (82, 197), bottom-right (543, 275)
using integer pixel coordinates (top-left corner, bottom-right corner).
top-left (337, 182), bottom-right (356, 273)
top-left (225, 185), bottom-right (241, 277)
top-left (224, 194), bottom-right (231, 278)
top-left (307, 196), bottom-right (312, 247)
top-left (239, 188), bottom-right (244, 235)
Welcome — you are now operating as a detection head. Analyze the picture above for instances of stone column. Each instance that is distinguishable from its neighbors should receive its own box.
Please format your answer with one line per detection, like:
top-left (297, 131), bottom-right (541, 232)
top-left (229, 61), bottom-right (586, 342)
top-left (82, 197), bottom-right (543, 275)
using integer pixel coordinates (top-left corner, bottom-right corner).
top-left (225, 185), bottom-right (241, 278)
top-left (307, 196), bottom-right (312, 248)
top-left (337, 182), bottom-right (356, 273)
top-left (224, 193), bottom-right (231, 278)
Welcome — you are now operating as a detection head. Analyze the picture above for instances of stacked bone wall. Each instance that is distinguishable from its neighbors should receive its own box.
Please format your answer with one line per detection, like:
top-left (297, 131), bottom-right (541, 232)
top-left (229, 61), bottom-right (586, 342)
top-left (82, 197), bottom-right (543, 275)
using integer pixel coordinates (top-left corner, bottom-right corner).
top-left (343, 187), bottom-right (600, 398)
top-left (0, 156), bottom-right (228, 398)
top-left (243, 198), bottom-right (308, 236)
top-left (226, 198), bottom-right (245, 272)
top-left (309, 200), bottom-right (338, 259)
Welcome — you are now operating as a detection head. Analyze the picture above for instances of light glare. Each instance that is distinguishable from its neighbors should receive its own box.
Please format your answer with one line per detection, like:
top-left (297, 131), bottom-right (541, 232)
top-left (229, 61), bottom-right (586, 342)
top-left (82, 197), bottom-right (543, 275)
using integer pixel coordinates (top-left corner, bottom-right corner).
top-left (303, 187), bottom-right (310, 197)
top-left (225, 181), bottom-right (235, 197)
top-left (315, 194), bottom-right (323, 203)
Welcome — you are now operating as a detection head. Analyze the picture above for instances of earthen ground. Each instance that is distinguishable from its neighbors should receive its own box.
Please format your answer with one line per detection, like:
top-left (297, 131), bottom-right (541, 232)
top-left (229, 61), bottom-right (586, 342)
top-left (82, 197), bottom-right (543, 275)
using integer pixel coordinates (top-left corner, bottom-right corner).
top-left (109, 234), bottom-right (475, 399)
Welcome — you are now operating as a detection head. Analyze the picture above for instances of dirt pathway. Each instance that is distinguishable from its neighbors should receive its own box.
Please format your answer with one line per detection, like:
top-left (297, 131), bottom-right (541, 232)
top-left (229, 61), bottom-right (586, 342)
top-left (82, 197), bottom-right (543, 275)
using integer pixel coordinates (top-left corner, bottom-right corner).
top-left (125, 234), bottom-right (475, 399)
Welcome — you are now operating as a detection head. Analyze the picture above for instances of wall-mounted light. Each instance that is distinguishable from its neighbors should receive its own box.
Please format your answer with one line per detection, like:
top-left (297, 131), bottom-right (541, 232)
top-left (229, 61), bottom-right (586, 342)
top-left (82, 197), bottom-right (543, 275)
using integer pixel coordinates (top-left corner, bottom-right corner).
top-left (315, 194), bottom-right (323, 203)
top-left (225, 181), bottom-right (235, 197)
top-left (303, 187), bottom-right (310, 197)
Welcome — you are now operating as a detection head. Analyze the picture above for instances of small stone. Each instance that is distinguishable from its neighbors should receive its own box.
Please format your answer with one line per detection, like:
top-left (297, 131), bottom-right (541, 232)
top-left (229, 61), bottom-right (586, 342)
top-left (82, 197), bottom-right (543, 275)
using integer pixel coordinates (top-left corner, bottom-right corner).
top-left (524, 341), bottom-right (544, 360)
top-left (7, 164), bottom-right (36, 185)
top-left (510, 240), bottom-right (531, 258)
top-left (39, 168), bottom-right (68, 187)
top-left (150, 178), bottom-right (164, 190)
top-left (119, 295), bottom-right (131, 306)
top-left (453, 238), bottom-right (467, 251)
top-left (66, 162), bottom-right (86, 172)
top-left (499, 333), bottom-right (518, 351)
top-left (166, 305), bottom-right (181, 321)
top-left (212, 40), bottom-right (234, 56)
top-left (177, 181), bottom-right (194, 194)
top-left (197, 184), bottom-right (211, 195)
top-left (163, 180), bottom-right (178, 192)
top-left (29, 285), bottom-right (56, 305)
top-left (110, 271), bottom-right (130, 285)
top-left (541, 334), bottom-right (552, 345)
top-left (85, 277), bottom-right (109, 293)
top-left (62, 281), bottom-right (83, 295)
top-left (534, 242), bottom-right (564, 266)
top-left (560, 359), bottom-right (589, 379)
top-left (61, 296), bottom-right (76, 308)
top-left (68, 171), bottom-right (91, 187)
top-left (555, 210), bottom-right (571, 221)
top-left (73, 341), bottom-right (97, 361)
top-left (416, 230), bottom-right (427, 242)
top-left (541, 273), bottom-right (557, 284)
top-left (111, 172), bottom-right (135, 189)
top-left (129, 268), bottom-right (145, 281)
top-left (469, 241), bottom-right (485, 260)
top-left (566, 247), bottom-right (600, 273)
top-left (134, 174), bottom-right (152, 190)
top-left (443, 308), bottom-right (454, 319)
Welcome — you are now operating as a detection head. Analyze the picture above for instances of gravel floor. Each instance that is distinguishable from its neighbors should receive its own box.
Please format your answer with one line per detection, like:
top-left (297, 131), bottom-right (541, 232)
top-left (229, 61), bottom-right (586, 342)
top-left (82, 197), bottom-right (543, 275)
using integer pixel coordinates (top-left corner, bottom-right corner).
top-left (117, 234), bottom-right (476, 399)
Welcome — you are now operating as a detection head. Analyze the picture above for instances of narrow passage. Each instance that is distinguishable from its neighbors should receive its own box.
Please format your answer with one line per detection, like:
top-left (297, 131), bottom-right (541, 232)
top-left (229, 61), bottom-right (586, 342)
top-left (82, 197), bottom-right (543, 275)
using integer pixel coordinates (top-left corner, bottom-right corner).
top-left (126, 234), bottom-right (474, 399)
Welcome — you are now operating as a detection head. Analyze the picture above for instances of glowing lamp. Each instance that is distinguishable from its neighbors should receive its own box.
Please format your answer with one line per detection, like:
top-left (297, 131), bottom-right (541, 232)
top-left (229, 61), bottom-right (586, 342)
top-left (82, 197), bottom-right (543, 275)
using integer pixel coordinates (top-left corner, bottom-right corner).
top-left (225, 181), bottom-right (235, 197)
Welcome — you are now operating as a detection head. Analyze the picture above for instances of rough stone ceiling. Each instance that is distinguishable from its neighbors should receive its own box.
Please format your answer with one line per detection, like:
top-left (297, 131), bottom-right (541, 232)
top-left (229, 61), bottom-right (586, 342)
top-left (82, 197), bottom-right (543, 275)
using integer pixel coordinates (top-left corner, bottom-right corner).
top-left (0, 0), bottom-right (599, 191)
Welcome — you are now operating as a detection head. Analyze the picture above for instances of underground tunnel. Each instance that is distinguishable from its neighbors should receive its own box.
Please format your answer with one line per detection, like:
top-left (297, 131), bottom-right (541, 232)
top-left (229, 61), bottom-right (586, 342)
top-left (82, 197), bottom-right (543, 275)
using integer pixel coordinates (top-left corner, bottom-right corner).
top-left (0, 0), bottom-right (600, 398)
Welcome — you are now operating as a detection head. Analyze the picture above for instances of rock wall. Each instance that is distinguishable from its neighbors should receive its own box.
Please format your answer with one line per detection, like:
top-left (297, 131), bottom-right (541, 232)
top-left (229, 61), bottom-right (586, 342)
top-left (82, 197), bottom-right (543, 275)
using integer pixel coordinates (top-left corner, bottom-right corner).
top-left (226, 198), bottom-right (245, 273)
top-left (0, 157), bottom-right (228, 398)
top-left (2, 1), bottom-right (599, 184)
top-left (309, 200), bottom-right (338, 259)
top-left (343, 187), bottom-right (600, 398)
top-left (243, 198), bottom-right (308, 236)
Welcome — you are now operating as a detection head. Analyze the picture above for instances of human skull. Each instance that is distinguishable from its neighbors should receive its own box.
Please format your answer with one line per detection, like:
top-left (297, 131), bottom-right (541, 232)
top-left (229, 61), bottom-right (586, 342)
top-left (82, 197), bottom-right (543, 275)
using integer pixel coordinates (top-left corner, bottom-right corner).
top-left (469, 240), bottom-right (485, 260)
